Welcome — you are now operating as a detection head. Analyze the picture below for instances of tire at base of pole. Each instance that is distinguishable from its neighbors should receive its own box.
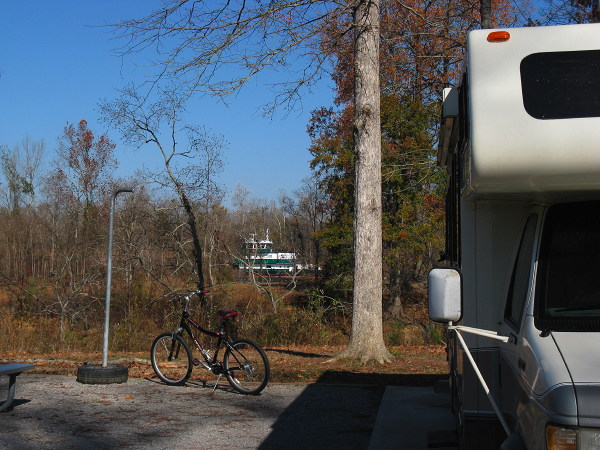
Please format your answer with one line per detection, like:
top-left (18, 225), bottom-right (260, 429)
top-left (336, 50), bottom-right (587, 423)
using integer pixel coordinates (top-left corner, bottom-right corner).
top-left (76, 363), bottom-right (128, 384)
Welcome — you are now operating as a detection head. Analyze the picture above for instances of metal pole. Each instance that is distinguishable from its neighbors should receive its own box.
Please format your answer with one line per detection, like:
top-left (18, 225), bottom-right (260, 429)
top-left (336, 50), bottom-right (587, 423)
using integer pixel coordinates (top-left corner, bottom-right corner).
top-left (102, 187), bottom-right (134, 368)
top-left (453, 328), bottom-right (511, 437)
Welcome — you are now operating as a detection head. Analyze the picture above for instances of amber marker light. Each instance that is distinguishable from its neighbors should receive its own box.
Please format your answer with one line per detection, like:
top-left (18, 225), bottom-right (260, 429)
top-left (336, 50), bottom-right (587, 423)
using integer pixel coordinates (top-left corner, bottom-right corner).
top-left (487, 31), bottom-right (511, 42)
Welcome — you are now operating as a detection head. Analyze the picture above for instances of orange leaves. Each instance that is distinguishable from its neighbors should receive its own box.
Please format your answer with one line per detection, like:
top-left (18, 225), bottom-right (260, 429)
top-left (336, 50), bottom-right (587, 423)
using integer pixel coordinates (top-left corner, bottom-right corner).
top-left (320, 0), bottom-right (519, 107)
top-left (56, 119), bottom-right (118, 206)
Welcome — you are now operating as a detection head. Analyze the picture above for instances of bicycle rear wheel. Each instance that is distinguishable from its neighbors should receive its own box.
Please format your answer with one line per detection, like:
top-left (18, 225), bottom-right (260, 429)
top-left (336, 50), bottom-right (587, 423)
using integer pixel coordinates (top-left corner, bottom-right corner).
top-left (224, 339), bottom-right (270, 395)
top-left (150, 332), bottom-right (193, 386)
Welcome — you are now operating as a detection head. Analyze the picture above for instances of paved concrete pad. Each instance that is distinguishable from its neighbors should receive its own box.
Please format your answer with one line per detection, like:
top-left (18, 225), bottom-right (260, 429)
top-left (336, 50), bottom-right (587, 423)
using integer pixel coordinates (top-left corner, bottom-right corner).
top-left (369, 386), bottom-right (458, 450)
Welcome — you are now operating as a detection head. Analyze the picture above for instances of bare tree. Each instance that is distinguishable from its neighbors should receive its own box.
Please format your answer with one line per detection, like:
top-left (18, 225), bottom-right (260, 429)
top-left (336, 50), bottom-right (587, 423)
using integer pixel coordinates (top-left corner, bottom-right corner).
top-left (0, 145), bottom-right (29, 212)
top-left (0, 136), bottom-right (45, 211)
top-left (19, 136), bottom-right (45, 205)
top-left (101, 86), bottom-right (226, 291)
top-left (111, 0), bottom-right (391, 362)
top-left (50, 250), bottom-right (102, 341)
top-left (547, 0), bottom-right (600, 23)
top-left (112, 1), bottom-right (345, 114)
top-left (281, 173), bottom-right (332, 275)
top-left (226, 233), bottom-right (303, 314)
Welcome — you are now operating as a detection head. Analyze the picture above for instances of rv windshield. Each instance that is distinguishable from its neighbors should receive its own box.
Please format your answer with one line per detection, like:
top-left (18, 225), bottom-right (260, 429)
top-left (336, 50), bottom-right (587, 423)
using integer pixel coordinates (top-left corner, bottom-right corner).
top-left (535, 201), bottom-right (600, 332)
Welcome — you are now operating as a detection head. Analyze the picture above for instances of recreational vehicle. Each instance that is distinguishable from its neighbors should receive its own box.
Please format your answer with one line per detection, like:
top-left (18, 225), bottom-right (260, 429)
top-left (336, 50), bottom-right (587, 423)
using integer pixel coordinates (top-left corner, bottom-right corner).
top-left (429, 24), bottom-right (600, 449)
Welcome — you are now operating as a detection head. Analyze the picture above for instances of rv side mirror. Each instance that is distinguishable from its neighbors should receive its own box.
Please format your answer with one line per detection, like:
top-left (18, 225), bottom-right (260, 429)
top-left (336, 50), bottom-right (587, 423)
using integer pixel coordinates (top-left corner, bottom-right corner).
top-left (428, 268), bottom-right (462, 323)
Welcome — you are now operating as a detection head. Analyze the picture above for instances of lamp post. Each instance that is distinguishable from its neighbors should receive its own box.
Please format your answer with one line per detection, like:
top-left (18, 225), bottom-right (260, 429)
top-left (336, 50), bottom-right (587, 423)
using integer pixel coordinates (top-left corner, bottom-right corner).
top-left (102, 187), bottom-right (134, 367)
top-left (77, 187), bottom-right (134, 384)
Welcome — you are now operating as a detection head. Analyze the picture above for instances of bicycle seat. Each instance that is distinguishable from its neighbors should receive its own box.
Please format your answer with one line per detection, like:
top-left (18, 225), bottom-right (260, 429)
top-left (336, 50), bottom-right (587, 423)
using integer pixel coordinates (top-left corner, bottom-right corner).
top-left (217, 310), bottom-right (238, 319)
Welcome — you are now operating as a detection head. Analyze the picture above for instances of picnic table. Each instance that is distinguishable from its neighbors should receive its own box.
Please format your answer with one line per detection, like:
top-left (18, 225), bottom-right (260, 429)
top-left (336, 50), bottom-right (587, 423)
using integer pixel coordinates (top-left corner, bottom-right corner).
top-left (0, 363), bottom-right (35, 412)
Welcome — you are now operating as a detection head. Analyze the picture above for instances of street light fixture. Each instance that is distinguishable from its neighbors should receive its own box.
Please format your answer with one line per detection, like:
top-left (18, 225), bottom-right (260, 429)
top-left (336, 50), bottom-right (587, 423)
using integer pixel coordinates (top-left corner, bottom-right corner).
top-left (77, 187), bottom-right (134, 384)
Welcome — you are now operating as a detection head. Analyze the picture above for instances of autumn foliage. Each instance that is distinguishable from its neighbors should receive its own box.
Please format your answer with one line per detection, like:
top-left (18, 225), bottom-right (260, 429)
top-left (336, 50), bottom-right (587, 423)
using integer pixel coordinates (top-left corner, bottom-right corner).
top-left (309, 0), bottom-right (519, 312)
top-left (0, 0), bottom-right (535, 356)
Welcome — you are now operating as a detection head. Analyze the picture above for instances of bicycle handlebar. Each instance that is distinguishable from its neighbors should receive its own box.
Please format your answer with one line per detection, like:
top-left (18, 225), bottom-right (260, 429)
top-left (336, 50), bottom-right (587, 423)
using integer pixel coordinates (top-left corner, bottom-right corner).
top-left (171, 289), bottom-right (209, 309)
top-left (184, 289), bottom-right (209, 299)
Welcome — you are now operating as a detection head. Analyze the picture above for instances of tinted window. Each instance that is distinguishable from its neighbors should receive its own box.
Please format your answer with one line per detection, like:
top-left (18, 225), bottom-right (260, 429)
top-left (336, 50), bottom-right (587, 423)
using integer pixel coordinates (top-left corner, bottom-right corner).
top-left (505, 214), bottom-right (538, 328)
top-left (535, 201), bottom-right (600, 332)
top-left (521, 50), bottom-right (600, 119)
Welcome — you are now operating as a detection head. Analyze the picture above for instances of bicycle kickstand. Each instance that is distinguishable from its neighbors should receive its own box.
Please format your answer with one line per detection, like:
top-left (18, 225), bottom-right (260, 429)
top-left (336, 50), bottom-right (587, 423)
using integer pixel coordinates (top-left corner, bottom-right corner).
top-left (212, 374), bottom-right (223, 394)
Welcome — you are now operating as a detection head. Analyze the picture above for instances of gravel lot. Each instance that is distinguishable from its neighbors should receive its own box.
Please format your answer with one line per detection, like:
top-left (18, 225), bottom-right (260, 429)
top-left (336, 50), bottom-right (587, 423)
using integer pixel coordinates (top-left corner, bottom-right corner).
top-left (1, 374), bottom-right (383, 449)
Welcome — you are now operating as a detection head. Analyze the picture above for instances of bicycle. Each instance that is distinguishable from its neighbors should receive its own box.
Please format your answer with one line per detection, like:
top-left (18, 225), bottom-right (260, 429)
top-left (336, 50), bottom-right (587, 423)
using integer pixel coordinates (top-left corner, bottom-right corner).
top-left (150, 289), bottom-right (270, 395)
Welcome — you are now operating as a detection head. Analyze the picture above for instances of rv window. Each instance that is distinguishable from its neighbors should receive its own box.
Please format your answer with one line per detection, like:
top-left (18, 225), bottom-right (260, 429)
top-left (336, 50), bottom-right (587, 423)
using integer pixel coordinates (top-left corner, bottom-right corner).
top-left (535, 201), bottom-right (600, 332)
top-left (505, 214), bottom-right (538, 329)
top-left (520, 49), bottom-right (600, 120)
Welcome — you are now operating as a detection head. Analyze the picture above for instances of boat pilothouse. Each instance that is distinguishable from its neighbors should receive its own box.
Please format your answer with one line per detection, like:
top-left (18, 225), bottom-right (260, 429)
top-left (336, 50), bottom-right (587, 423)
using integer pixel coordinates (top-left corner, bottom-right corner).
top-left (234, 230), bottom-right (299, 275)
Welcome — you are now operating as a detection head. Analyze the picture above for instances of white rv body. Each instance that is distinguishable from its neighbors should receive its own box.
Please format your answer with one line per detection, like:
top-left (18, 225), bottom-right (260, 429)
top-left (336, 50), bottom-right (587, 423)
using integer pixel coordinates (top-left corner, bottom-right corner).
top-left (430, 24), bottom-right (600, 449)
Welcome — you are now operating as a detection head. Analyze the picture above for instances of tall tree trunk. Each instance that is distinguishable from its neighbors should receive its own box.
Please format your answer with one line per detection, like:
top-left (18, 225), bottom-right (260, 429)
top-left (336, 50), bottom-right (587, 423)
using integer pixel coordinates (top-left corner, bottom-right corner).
top-left (205, 232), bottom-right (215, 288)
top-left (480, 0), bottom-right (492, 28)
top-left (177, 185), bottom-right (205, 292)
top-left (161, 145), bottom-right (205, 293)
top-left (592, 0), bottom-right (600, 22)
top-left (336, 0), bottom-right (392, 364)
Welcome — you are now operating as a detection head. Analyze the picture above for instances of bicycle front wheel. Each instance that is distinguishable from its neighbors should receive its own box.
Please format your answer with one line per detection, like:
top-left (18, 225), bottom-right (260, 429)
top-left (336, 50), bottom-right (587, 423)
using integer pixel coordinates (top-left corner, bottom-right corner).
top-left (150, 332), bottom-right (193, 386)
top-left (224, 339), bottom-right (270, 395)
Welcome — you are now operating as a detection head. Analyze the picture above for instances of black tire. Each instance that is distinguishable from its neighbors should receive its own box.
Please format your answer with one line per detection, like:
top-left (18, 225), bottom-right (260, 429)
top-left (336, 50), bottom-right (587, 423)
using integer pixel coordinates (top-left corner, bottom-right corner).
top-left (150, 332), bottom-right (193, 386)
top-left (224, 339), bottom-right (270, 395)
top-left (76, 364), bottom-right (128, 384)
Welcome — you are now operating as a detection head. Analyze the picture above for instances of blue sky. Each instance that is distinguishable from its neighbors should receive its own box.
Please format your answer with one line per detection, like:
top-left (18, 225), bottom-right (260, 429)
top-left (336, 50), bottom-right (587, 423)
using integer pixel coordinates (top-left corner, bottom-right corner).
top-left (0, 1), bottom-right (334, 205)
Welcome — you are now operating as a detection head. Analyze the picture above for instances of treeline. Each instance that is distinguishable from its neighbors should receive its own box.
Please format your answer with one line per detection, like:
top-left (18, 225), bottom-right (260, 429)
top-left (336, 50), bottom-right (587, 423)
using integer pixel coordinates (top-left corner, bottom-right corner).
top-left (0, 1), bottom-right (484, 349)
top-left (0, 115), bottom-right (441, 350)
top-left (5, 0), bottom-right (593, 352)
top-left (0, 136), bottom-right (333, 332)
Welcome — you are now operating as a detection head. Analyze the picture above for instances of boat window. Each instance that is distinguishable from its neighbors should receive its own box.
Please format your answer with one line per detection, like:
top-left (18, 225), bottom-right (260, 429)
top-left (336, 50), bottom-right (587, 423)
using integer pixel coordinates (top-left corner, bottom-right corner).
top-left (521, 49), bottom-right (600, 120)
top-left (505, 214), bottom-right (538, 329)
top-left (535, 201), bottom-right (600, 332)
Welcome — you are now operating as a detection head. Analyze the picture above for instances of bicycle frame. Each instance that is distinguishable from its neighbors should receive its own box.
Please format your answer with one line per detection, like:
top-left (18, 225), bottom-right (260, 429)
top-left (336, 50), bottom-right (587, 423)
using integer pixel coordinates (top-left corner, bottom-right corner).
top-left (177, 314), bottom-right (229, 368)
top-left (171, 291), bottom-right (235, 370)
top-left (151, 290), bottom-right (270, 394)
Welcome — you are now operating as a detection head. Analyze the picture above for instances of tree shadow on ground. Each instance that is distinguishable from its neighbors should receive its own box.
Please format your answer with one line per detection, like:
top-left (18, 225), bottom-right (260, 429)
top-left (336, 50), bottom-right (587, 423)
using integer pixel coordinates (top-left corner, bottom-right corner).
top-left (259, 383), bottom-right (382, 449)
top-left (264, 348), bottom-right (331, 358)
top-left (316, 371), bottom-right (447, 387)
top-left (258, 372), bottom-right (446, 449)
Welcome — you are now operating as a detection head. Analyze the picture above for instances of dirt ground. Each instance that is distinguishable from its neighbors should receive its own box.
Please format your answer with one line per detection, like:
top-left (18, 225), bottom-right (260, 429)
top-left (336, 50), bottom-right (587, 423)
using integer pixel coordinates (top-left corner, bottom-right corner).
top-left (1, 345), bottom-right (448, 385)
top-left (1, 375), bottom-right (386, 449)
top-left (1, 345), bottom-right (452, 449)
